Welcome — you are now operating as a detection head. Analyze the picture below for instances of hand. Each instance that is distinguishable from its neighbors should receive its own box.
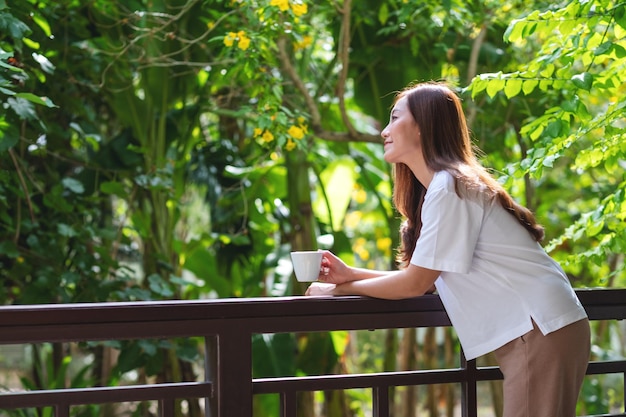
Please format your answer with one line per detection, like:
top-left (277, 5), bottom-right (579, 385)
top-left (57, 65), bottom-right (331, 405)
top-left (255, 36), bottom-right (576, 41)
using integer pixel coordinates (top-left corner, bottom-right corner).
top-left (305, 282), bottom-right (337, 296)
top-left (317, 250), bottom-right (353, 284)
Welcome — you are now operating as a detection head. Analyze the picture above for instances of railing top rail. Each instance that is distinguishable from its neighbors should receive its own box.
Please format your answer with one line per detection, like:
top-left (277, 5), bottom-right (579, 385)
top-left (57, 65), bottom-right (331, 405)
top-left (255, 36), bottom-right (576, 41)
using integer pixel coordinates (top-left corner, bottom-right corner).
top-left (0, 288), bottom-right (622, 319)
top-left (0, 294), bottom-right (448, 326)
top-left (0, 288), bottom-right (623, 345)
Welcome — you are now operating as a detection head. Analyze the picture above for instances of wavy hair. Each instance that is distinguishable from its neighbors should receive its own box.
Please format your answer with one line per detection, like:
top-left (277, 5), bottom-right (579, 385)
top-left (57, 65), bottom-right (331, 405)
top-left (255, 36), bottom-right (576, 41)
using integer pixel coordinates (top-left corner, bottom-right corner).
top-left (392, 82), bottom-right (544, 267)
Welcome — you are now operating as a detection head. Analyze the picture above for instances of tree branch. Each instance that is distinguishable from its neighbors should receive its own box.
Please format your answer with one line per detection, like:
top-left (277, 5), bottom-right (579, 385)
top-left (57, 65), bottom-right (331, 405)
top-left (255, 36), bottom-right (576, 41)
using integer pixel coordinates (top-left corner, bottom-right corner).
top-left (337, 0), bottom-right (357, 137)
top-left (276, 36), bottom-right (322, 126)
top-left (466, 23), bottom-right (488, 128)
top-left (467, 23), bottom-right (487, 84)
top-left (275, 1), bottom-right (379, 144)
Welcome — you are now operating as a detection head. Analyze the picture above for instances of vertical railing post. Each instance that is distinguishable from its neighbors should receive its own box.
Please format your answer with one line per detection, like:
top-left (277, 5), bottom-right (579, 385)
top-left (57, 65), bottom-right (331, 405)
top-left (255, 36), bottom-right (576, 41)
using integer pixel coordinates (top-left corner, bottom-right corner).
top-left (373, 385), bottom-right (390, 417)
top-left (279, 390), bottom-right (297, 417)
top-left (205, 335), bottom-right (217, 417)
top-left (55, 404), bottom-right (69, 417)
top-left (159, 398), bottom-right (175, 417)
top-left (460, 352), bottom-right (478, 417)
top-left (214, 326), bottom-right (253, 417)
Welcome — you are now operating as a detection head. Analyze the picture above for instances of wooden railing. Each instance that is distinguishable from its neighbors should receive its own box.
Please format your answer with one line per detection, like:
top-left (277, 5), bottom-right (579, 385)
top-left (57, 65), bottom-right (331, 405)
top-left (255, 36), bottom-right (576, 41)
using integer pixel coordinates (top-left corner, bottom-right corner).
top-left (0, 288), bottom-right (625, 417)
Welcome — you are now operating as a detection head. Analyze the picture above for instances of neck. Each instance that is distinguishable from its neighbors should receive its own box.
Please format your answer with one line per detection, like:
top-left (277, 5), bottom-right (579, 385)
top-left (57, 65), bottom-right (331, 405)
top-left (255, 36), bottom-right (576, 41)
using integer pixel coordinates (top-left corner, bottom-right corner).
top-left (406, 157), bottom-right (434, 189)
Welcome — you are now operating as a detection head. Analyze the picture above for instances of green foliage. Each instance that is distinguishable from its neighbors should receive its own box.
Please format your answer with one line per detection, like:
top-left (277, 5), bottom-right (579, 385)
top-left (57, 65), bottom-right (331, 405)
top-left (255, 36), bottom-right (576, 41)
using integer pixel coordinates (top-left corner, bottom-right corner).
top-left (468, 0), bottom-right (626, 283)
top-left (0, 0), bottom-right (624, 415)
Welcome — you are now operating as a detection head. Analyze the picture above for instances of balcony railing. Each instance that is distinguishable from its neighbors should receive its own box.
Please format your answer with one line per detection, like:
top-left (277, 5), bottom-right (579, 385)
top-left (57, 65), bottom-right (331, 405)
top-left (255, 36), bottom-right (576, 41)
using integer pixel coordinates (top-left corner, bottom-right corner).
top-left (0, 288), bottom-right (625, 417)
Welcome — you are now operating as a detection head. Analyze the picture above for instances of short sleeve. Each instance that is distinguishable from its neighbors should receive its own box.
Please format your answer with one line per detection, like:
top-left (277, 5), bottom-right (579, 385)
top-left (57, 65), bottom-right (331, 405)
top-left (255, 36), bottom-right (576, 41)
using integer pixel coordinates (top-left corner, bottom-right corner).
top-left (410, 181), bottom-right (484, 273)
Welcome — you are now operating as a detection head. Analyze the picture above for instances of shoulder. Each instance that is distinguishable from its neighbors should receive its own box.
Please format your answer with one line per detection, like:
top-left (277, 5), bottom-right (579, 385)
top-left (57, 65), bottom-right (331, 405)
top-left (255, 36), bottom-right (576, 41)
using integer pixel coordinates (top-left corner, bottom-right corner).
top-left (427, 170), bottom-right (455, 195)
top-left (426, 170), bottom-right (491, 211)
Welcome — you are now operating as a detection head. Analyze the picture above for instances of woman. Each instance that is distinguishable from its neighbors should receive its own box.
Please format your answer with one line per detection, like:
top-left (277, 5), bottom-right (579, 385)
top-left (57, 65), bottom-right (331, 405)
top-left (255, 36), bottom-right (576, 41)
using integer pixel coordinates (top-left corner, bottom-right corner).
top-left (305, 81), bottom-right (590, 417)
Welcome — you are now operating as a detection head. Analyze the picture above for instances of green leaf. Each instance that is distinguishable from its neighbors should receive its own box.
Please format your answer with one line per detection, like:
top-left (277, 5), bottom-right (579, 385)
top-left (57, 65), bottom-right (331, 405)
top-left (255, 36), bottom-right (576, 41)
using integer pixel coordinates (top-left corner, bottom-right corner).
top-left (522, 79), bottom-right (538, 95)
top-left (559, 18), bottom-right (578, 36)
top-left (0, 12), bottom-right (31, 39)
top-left (503, 19), bottom-right (524, 43)
top-left (469, 77), bottom-right (487, 99)
top-left (539, 63), bottom-right (555, 78)
top-left (378, 3), bottom-right (389, 24)
top-left (0, 240), bottom-right (20, 257)
top-left (594, 41), bottom-right (612, 56)
top-left (485, 78), bottom-right (505, 98)
top-left (544, 120), bottom-right (562, 138)
top-left (571, 72), bottom-right (593, 91)
top-left (504, 79), bottom-right (522, 98)
top-left (252, 333), bottom-right (296, 378)
top-left (0, 59), bottom-right (22, 72)
top-left (62, 178), bottom-right (85, 194)
top-left (148, 274), bottom-right (174, 297)
top-left (330, 330), bottom-right (350, 356)
top-left (313, 157), bottom-right (357, 229)
top-left (58, 223), bottom-right (78, 237)
top-left (14, 93), bottom-right (57, 107)
top-left (615, 5), bottom-right (626, 39)
top-left (100, 181), bottom-right (127, 197)
top-left (613, 44), bottom-right (626, 58)
top-left (585, 217), bottom-right (604, 237)
top-left (31, 12), bottom-right (52, 37)
top-left (0, 129), bottom-right (18, 151)
top-left (542, 154), bottom-right (558, 167)
top-left (6, 97), bottom-right (37, 120)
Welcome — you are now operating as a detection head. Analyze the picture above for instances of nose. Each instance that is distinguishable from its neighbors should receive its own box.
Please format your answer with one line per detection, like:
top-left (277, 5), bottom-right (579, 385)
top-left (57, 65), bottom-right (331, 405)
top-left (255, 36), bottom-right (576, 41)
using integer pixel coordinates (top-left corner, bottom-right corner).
top-left (381, 124), bottom-right (390, 139)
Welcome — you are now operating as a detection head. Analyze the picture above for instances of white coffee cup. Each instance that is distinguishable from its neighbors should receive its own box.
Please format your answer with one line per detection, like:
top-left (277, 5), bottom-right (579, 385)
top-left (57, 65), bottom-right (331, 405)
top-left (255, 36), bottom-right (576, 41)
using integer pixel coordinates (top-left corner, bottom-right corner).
top-left (290, 251), bottom-right (323, 282)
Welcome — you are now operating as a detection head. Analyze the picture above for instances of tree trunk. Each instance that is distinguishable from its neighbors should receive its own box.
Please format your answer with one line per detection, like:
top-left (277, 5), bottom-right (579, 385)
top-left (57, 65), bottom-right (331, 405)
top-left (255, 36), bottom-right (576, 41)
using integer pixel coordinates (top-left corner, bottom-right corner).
top-left (444, 329), bottom-right (456, 417)
top-left (482, 352), bottom-right (503, 417)
top-left (423, 327), bottom-right (438, 416)
top-left (384, 329), bottom-right (398, 416)
top-left (397, 328), bottom-right (417, 417)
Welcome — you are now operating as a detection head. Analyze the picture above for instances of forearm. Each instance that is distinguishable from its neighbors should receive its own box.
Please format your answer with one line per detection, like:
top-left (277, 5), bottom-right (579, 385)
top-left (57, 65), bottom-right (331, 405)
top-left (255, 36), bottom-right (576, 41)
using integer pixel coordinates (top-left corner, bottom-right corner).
top-left (333, 270), bottom-right (432, 300)
top-left (347, 267), bottom-right (395, 281)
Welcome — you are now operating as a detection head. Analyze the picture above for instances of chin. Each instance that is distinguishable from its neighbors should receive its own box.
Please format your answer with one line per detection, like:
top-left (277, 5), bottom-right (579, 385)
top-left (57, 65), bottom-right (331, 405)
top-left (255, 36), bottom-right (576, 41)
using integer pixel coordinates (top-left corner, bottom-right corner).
top-left (383, 153), bottom-right (397, 164)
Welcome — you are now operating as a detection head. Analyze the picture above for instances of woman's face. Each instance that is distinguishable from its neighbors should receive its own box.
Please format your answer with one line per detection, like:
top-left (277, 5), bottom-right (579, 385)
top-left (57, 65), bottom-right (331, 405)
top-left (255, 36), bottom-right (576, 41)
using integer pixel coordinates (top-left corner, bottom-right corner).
top-left (381, 96), bottom-right (422, 164)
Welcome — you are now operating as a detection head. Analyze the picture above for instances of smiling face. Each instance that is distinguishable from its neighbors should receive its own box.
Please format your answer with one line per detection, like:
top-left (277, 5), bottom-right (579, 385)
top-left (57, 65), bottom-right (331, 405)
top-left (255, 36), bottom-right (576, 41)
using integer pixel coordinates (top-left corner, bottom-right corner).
top-left (381, 96), bottom-right (422, 165)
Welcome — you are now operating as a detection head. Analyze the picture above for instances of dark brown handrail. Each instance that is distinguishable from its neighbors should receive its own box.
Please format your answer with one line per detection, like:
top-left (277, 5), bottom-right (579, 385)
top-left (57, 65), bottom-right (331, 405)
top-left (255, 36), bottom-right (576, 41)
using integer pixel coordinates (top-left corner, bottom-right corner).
top-left (0, 288), bottom-right (624, 417)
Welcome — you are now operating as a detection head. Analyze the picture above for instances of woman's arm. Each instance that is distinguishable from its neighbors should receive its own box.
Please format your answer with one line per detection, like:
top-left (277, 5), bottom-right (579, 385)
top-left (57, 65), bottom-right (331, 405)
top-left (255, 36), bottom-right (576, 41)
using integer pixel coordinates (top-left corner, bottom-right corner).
top-left (307, 263), bottom-right (440, 300)
top-left (317, 250), bottom-right (396, 283)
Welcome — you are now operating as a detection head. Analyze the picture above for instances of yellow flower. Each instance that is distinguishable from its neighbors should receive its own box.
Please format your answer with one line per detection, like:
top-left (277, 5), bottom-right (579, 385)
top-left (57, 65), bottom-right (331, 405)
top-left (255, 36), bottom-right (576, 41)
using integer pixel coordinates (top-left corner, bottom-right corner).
top-left (355, 245), bottom-right (370, 261)
top-left (223, 32), bottom-right (237, 47)
top-left (253, 128), bottom-right (263, 137)
top-left (291, 2), bottom-right (308, 17)
top-left (344, 211), bottom-right (362, 229)
top-left (262, 130), bottom-right (274, 143)
top-left (238, 36), bottom-right (251, 51)
top-left (285, 138), bottom-right (296, 151)
top-left (376, 237), bottom-right (392, 252)
top-left (287, 125), bottom-right (305, 140)
top-left (270, 0), bottom-right (290, 11)
top-left (354, 189), bottom-right (367, 204)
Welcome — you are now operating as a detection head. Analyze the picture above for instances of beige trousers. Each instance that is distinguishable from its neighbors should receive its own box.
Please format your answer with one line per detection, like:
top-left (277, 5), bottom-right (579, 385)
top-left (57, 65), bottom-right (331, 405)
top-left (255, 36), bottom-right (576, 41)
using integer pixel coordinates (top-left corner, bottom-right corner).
top-left (493, 318), bottom-right (591, 417)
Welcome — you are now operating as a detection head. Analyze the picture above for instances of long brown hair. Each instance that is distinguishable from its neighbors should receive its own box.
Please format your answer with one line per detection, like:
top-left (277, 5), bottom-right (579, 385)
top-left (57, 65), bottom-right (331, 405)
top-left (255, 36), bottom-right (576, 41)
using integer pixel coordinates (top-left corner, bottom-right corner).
top-left (392, 82), bottom-right (544, 266)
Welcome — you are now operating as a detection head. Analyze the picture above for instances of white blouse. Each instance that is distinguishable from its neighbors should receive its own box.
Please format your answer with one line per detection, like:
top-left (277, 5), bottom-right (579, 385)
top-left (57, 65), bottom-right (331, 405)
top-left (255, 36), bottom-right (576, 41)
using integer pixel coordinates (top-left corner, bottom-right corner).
top-left (410, 170), bottom-right (587, 360)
